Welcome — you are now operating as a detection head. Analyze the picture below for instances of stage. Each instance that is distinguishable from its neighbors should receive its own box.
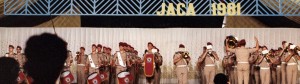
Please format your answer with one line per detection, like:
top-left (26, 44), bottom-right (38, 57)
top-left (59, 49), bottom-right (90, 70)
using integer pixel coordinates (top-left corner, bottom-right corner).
top-left (0, 28), bottom-right (300, 83)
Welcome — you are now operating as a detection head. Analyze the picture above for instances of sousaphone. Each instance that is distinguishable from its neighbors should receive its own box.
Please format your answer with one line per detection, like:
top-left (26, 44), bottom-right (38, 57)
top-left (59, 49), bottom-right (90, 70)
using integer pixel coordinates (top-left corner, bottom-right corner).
top-left (225, 35), bottom-right (238, 49)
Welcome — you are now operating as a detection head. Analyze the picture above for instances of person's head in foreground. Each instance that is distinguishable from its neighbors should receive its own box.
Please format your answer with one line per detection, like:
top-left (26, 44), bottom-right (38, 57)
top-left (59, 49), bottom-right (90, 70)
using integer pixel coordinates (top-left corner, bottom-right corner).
top-left (214, 73), bottom-right (230, 84)
top-left (0, 57), bottom-right (20, 84)
top-left (24, 33), bottom-right (67, 84)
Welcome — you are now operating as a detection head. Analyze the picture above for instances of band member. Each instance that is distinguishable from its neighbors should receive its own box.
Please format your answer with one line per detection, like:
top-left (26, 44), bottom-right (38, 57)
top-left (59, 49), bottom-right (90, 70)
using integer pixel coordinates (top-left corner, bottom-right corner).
top-left (251, 46), bottom-right (262, 84)
top-left (198, 46), bottom-right (206, 84)
top-left (101, 46), bottom-right (110, 84)
top-left (274, 48), bottom-right (283, 84)
top-left (75, 47), bottom-right (88, 84)
top-left (59, 50), bottom-right (74, 84)
top-left (97, 44), bottom-right (103, 54)
top-left (269, 49), bottom-right (277, 84)
top-left (153, 46), bottom-right (163, 84)
top-left (248, 46), bottom-right (260, 84)
top-left (112, 42), bottom-right (131, 83)
top-left (173, 44), bottom-right (190, 84)
top-left (143, 42), bottom-right (162, 84)
top-left (126, 45), bottom-right (135, 84)
top-left (225, 37), bottom-right (259, 84)
top-left (15, 46), bottom-right (25, 69)
top-left (256, 46), bottom-right (275, 84)
top-left (284, 44), bottom-right (300, 84)
top-left (223, 51), bottom-right (237, 84)
top-left (5, 45), bottom-right (16, 58)
top-left (86, 44), bottom-right (100, 74)
top-left (279, 41), bottom-right (288, 84)
top-left (198, 42), bottom-right (219, 84)
top-left (64, 50), bottom-right (73, 70)
top-left (133, 50), bottom-right (143, 84)
top-left (15, 46), bottom-right (27, 84)
top-left (108, 47), bottom-right (116, 84)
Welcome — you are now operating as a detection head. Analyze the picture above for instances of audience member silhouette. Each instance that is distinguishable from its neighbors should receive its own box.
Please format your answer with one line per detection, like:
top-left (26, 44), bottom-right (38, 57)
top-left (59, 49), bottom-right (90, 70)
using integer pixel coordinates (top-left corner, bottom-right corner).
top-left (214, 73), bottom-right (229, 84)
top-left (24, 33), bottom-right (68, 84)
top-left (0, 57), bottom-right (20, 84)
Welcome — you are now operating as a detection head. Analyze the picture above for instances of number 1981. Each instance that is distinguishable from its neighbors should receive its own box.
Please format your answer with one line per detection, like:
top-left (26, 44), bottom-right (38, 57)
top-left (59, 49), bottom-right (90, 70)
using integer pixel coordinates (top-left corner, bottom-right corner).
top-left (212, 3), bottom-right (241, 16)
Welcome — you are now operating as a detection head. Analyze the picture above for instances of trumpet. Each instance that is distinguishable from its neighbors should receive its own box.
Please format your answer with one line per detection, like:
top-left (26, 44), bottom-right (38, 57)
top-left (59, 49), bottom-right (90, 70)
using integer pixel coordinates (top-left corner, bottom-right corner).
top-left (76, 51), bottom-right (80, 55)
top-left (181, 52), bottom-right (190, 59)
top-left (295, 46), bottom-right (300, 51)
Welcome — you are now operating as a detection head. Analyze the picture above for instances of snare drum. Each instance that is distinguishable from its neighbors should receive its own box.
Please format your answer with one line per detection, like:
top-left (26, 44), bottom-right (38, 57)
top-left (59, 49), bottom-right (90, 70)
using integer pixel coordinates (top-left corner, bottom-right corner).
top-left (17, 71), bottom-right (26, 83)
top-left (60, 70), bottom-right (74, 84)
top-left (87, 72), bottom-right (101, 84)
top-left (117, 71), bottom-right (132, 84)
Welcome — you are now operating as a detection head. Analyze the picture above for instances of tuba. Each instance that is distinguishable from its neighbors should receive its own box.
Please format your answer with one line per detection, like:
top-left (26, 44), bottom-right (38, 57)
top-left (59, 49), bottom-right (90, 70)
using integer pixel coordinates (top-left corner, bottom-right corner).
top-left (225, 35), bottom-right (238, 49)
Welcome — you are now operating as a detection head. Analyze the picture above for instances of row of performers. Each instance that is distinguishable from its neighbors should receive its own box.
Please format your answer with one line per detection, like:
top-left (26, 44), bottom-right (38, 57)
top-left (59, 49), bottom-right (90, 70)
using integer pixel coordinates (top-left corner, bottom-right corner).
top-left (222, 41), bottom-right (300, 84)
top-left (217, 36), bottom-right (300, 84)
top-left (5, 36), bottom-right (300, 84)
top-left (5, 42), bottom-right (166, 84)
top-left (3, 41), bottom-right (204, 84)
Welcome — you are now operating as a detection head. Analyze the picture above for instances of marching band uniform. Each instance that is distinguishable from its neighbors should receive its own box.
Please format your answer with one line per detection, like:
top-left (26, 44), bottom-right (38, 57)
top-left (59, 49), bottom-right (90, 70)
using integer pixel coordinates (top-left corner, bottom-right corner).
top-left (274, 49), bottom-right (282, 84)
top-left (76, 47), bottom-right (88, 84)
top-left (198, 43), bottom-right (219, 84)
top-left (101, 47), bottom-right (110, 84)
top-left (108, 48), bottom-right (116, 84)
top-left (15, 46), bottom-right (27, 84)
top-left (16, 46), bottom-right (26, 69)
top-left (5, 45), bottom-right (16, 58)
top-left (223, 52), bottom-right (237, 84)
top-left (257, 48), bottom-right (272, 84)
top-left (112, 42), bottom-right (130, 84)
top-left (153, 50), bottom-right (162, 84)
top-left (284, 45), bottom-right (300, 84)
top-left (197, 47), bottom-right (206, 84)
top-left (133, 50), bottom-right (142, 84)
top-left (64, 50), bottom-right (73, 71)
top-left (173, 44), bottom-right (190, 84)
top-left (226, 38), bottom-right (259, 84)
top-left (251, 50), bottom-right (261, 84)
top-left (280, 41), bottom-right (288, 84)
top-left (126, 46), bottom-right (135, 84)
top-left (86, 51), bottom-right (100, 74)
top-left (270, 51), bottom-right (277, 84)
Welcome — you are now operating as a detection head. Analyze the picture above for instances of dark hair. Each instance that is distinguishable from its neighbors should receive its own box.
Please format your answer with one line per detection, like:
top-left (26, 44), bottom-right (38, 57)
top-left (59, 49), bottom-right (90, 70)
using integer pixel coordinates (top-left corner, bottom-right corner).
top-left (9, 45), bottom-right (14, 49)
top-left (80, 47), bottom-right (85, 50)
top-left (207, 42), bottom-right (213, 45)
top-left (278, 47), bottom-right (283, 50)
top-left (179, 44), bottom-right (185, 48)
top-left (238, 39), bottom-right (246, 46)
top-left (148, 42), bottom-right (154, 46)
top-left (92, 44), bottom-right (96, 47)
top-left (214, 73), bottom-right (228, 84)
top-left (0, 57), bottom-right (20, 84)
top-left (97, 44), bottom-right (102, 48)
top-left (282, 41), bottom-right (287, 45)
top-left (119, 42), bottom-right (125, 47)
top-left (17, 46), bottom-right (22, 50)
top-left (24, 33), bottom-right (67, 84)
top-left (262, 46), bottom-right (268, 50)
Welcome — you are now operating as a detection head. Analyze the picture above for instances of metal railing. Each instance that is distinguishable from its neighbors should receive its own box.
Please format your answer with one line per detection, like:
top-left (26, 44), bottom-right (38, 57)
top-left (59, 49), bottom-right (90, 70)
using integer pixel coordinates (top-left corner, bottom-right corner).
top-left (3, 0), bottom-right (300, 16)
